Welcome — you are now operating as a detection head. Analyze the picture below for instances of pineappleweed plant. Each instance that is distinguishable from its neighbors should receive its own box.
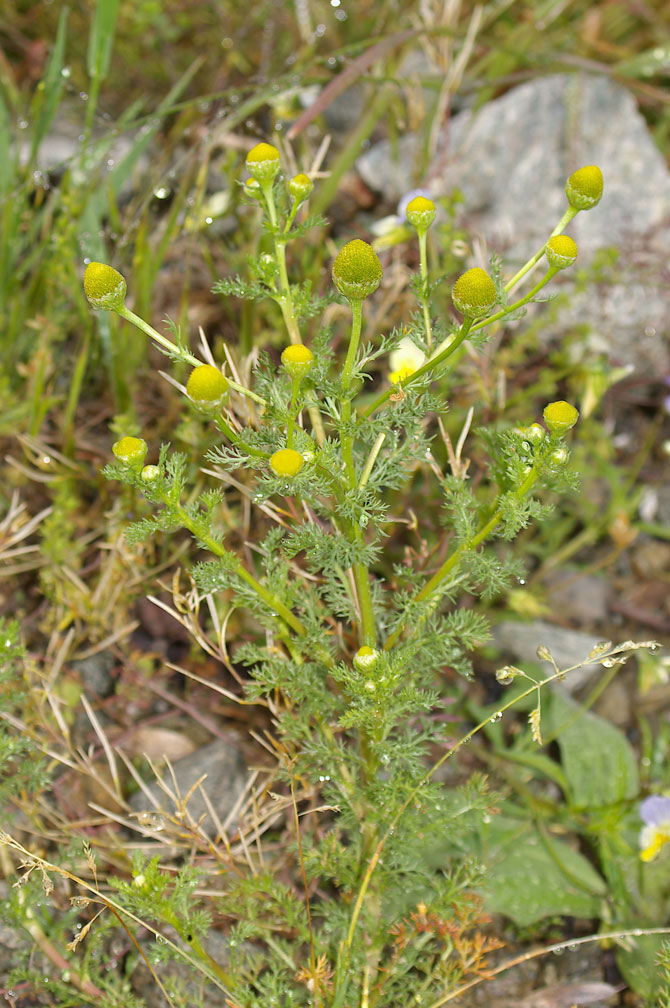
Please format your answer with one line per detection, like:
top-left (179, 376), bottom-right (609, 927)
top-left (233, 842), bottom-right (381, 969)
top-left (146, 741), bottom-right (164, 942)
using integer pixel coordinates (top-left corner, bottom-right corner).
top-left (81, 151), bottom-right (604, 1005)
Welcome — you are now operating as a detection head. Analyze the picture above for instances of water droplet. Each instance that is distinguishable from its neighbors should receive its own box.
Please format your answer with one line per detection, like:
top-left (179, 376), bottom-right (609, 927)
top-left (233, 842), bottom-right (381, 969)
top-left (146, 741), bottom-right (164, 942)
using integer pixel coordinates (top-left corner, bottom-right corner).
top-left (61, 66), bottom-right (71, 78)
top-left (156, 934), bottom-right (168, 944)
top-left (153, 186), bottom-right (170, 199)
top-left (17, 119), bottom-right (28, 130)
top-left (79, 91), bottom-right (88, 102)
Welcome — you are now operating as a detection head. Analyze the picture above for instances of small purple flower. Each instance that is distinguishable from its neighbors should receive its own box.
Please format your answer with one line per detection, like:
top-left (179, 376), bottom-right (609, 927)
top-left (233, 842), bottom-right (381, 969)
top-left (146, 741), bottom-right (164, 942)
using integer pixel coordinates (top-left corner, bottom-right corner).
top-left (639, 795), bottom-right (670, 862)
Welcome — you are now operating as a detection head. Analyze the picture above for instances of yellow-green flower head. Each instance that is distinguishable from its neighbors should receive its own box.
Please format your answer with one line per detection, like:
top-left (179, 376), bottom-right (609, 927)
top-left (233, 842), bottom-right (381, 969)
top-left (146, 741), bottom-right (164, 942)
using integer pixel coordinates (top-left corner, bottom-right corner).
top-left (270, 448), bottom-right (304, 478)
top-left (353, 645), bottom-right (380, 672)
top-left (389, 335), bottom-right (426, 384)
top-left (451, 267), bottom-right (497, 318)
top-left (112, 436), bottom-right (147, 469)
top-left (281, 343), bottom-right (314, 379)
top-left (565, 165), bottom-right (603, 211)
top-left (543, 400), bottom-right (579, 435)
top-left (84, 261), bottom-right (127, 311)
top-left (288, 173), bottom-right (313, 204)
top-left (186, 365), bottom-right (229, 407)
top-left (405, 195), bottom-right (436, 232)
top-left (332, 239), bottom-right (383, 302)
top-left (545, 235), bottom-right (578, 270)
top-left (246, 142), bottom-right (281, 184)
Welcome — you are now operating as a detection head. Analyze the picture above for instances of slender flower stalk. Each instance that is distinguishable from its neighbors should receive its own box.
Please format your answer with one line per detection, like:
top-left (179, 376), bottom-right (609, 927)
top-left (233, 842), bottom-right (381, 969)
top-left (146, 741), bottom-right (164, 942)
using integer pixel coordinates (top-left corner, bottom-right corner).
top-left (116, 305), bottom-right (267, 406)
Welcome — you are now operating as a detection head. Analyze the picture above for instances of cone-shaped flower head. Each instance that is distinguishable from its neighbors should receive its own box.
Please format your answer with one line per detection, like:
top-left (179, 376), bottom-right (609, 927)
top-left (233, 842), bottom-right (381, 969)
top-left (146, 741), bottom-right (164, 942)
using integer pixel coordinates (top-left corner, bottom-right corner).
top-left (84, 262), bottom-right (127, 311)
top-left (288, 173), bottom-right (313, 204)
top-left (543, 400), bottom-right (579, 435)
top-left (332, 240), bottom-right (383, 302)
top-left (405, 195), bottom-right (436, 232)
top-left (270, 448), bottom-right (304, 478)
top-left (281, 343), bottom-right (314, 379)
top-left (246, 142), bottom-right (281, 184)
top-left (112, 436), bottom-right (147, 469)
top-left (451, 267), bottom-right (497, 318)
top-left (545, 235), bottom-right (578, 270)
top-left (186, 365), bottom-right (229, 407)
top-left (565, 165), bottom-right (603, 211)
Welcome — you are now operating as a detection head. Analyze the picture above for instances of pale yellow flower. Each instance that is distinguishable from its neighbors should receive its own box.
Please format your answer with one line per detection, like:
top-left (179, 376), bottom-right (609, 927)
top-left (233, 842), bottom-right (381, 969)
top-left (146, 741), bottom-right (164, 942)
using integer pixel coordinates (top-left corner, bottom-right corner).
top-left (389, 336), bottom-right (426, 384)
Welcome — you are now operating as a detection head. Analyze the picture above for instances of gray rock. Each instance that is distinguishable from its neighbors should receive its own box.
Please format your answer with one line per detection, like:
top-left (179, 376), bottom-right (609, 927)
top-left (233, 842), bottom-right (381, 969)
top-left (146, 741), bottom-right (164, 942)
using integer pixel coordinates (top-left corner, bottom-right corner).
top-left (72, 651), bottom-right (115, 696)
top-left (129, 736), bottom-right (247, 839)
top-left (357, 73), bottom-right (670, 374)
top-left (493, 619), bottom-right (607, 693)
top-left (543, 569), bottom-right (610, 626)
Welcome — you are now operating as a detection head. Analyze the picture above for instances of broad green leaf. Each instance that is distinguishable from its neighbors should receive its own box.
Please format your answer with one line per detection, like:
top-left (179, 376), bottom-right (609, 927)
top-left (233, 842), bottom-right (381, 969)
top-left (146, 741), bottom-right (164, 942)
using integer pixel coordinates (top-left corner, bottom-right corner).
top-left (481, 815), bottom-right (606, 926)
top-left (616, 933), bottom-right (666, 1001)
top-left (546, 689), bottom-right (638, 810)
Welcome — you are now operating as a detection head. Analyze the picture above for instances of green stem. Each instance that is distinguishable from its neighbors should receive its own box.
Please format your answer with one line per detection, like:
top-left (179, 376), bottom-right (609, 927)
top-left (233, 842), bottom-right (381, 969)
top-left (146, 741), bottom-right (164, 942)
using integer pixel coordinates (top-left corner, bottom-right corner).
top-left (417, 229), bottom-right (433, 349)
top-left (362, 318), bottom-right (473, 419)
top-left (383, 466), bottom-right (540, 651)
top-left (262, 181), bottom-right (325, 444)
top-left (340, 298), bottom-right (363, 486)
top-left (116, 305), bottom-right (267, 406)
top-left (173, 503), bottom-right (307, 638)
top-left (470, 267), bottom-right (558, 334)
top-left (504, 207), bottom-right (577, 293)
top-left (164, 911), bottom-right (235, 989)
top-left (216, 416), bottom-right (269, 459)
top-left (338, 298), bottom-right (376, 645)
top-left (286, 376), bottom-right (301, 450)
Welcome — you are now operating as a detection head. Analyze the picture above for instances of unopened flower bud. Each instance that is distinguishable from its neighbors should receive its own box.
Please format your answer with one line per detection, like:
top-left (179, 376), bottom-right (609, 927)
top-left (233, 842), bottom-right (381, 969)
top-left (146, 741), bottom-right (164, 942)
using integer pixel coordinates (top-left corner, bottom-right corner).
top-left (84, 262), bottom-right (127, 311)
top-left (186, 365), bottom-right (229, 409)
top-left (288, 173), bottom-right (313, 204)
top-left (141, 464), bottom-right (161, 482)
top-left (112, 436), bottom-right (147, 469)
top-left (565, 165), bottom-right (603, 211)
top-left (451, 267), bottom-right (497, 318)
top-left (246, 142), bottom-right (281, 184)
top-left (543, 400), bottom-right (579, 435)
top-left (243, 178), bottom-right (261, 198)
top-left (525, 423), bottom-right (546, 445)
top-left (270, 448), bottom-right (304, 477)
top-left (549, 446), bottom-right (569, 466)
top-left (545, 235), bottom-right (578, 269)
top-left (405, 195), bottom-right (436, 233)
top-left (353, 645), bottom-right (380, 672)
top-left (332, 240), bottom-right (383, 302)
top-left (281, 343), bottom-right (314, 379)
